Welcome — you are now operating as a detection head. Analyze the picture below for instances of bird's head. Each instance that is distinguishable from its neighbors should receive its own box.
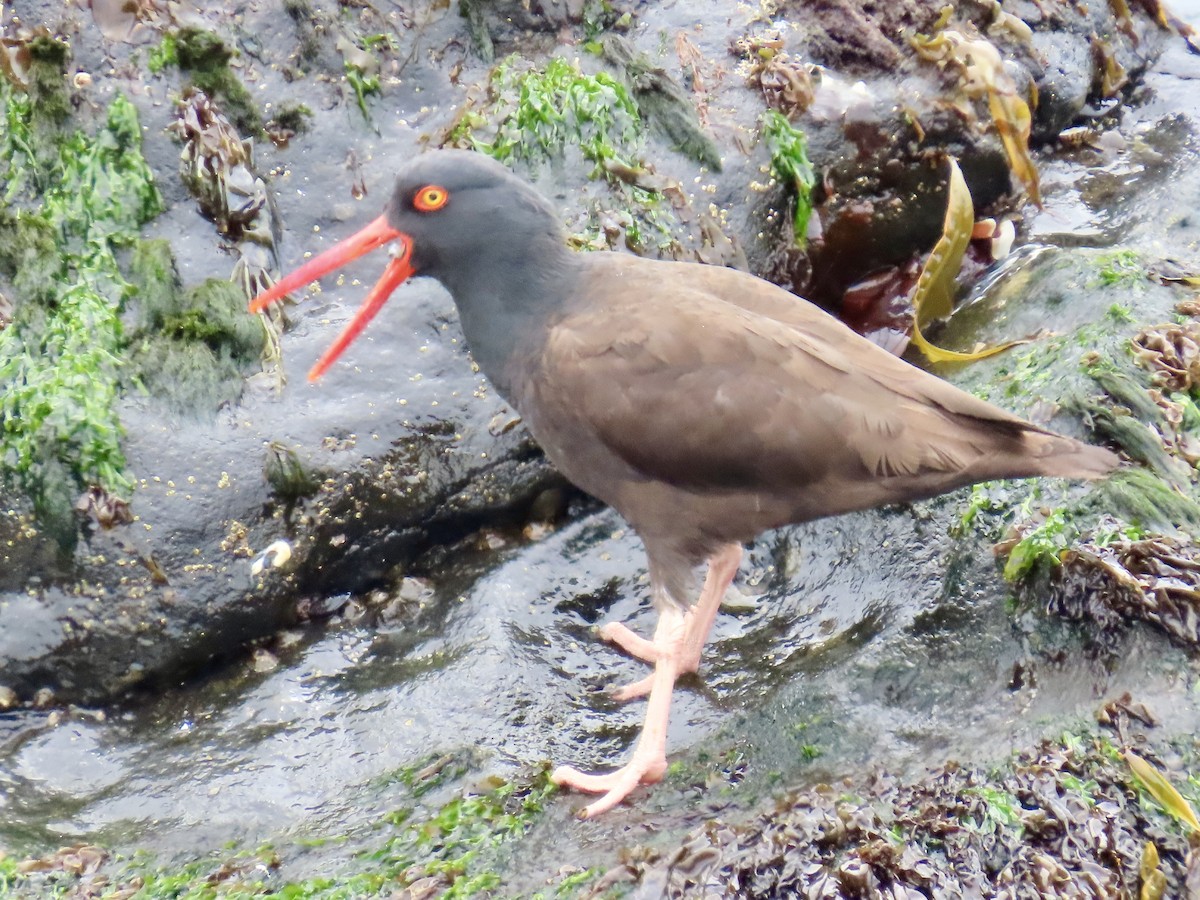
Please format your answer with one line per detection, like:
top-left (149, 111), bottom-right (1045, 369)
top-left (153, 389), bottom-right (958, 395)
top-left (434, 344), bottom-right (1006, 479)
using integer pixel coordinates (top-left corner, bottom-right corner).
top-left (249, 150), bottom-right (562, 382)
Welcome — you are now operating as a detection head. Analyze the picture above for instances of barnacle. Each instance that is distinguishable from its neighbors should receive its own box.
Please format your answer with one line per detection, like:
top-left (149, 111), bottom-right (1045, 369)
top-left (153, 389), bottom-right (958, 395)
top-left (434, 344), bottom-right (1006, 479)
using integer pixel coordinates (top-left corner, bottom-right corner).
top-left (168, 90), bottom-right (269, 242)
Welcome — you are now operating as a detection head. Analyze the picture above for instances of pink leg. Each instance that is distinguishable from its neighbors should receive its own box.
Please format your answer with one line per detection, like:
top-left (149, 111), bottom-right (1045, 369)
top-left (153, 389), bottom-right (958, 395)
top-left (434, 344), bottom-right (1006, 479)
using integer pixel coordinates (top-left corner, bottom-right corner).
top-left (550, 545), bottom-right (744, 817)
top-left (678, 543), bottom-right (742, 674)
top-left (551, 606), bottom-right (685, 817)
top-left (604, 544), bottom-right (742, 700)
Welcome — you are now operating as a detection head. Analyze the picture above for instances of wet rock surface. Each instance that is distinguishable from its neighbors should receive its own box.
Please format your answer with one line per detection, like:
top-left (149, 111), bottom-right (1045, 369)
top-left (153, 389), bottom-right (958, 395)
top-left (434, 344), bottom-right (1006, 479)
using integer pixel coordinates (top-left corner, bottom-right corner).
top-left (1, 0), bottom-right (1200, 896)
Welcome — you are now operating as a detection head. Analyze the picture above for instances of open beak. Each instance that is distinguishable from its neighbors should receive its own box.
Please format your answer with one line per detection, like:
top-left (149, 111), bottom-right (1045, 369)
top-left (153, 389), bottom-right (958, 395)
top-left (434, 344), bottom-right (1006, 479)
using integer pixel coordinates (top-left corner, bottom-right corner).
top-left (248, 214), bottom-right (414, 382)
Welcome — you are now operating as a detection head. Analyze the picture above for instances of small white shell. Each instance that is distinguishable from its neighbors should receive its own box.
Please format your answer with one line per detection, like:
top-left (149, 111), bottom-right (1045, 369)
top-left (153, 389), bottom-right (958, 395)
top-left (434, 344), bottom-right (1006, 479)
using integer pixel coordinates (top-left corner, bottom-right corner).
top-left (250, 539), bottom-right (293, 579)
top-left (991, 219), bottom-right (1016, 261)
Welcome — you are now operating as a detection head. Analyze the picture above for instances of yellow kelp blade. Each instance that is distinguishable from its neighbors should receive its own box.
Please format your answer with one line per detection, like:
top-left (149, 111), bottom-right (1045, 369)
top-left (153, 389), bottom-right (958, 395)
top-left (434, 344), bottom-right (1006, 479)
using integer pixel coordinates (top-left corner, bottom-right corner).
top-left (909, 157), bottom-right (1025, 363)
top-left (1126, 750), bottom-right (1200, 832)
top-left (912, 27), bottom-right (1041, 206)
top-left (1140, 841), bottom-right (1167, 900)
top-left (986, 81), bottom-right (1041, 207)
top-left (916, 157), bottom-right (973, 323)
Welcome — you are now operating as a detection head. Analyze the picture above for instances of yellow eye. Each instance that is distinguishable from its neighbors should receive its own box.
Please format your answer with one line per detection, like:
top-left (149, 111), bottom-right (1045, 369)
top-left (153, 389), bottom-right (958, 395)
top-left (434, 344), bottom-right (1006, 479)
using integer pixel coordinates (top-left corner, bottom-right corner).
top-left (414, 185), bottom-right (449, 212)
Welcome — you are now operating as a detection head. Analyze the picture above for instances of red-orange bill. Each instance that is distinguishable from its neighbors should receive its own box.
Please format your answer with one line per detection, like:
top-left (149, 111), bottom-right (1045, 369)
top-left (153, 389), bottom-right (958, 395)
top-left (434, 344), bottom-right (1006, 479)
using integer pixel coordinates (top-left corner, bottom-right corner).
top-left (246, 214), bottom-right (415, 382)
top-left (306, 252), bottom-right (414, 382)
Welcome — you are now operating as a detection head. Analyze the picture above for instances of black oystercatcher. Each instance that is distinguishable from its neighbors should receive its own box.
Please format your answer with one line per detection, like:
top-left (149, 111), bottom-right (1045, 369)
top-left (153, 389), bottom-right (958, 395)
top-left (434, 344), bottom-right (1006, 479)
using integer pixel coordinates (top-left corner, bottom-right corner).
top-left (250, 150), bottom-right (1117, 817)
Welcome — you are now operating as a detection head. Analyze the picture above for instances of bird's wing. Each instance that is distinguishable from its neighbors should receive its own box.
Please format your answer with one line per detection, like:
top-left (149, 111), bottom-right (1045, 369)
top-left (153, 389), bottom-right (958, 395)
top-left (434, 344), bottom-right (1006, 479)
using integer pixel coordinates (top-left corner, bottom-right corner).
top-left (531, 259), bottom-right (1032, 495)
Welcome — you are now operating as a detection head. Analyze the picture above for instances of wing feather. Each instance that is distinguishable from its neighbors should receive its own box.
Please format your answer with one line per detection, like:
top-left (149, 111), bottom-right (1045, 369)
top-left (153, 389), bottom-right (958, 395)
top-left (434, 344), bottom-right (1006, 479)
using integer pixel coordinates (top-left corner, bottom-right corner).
top-left (527, 256), bottom-right (1020, 498)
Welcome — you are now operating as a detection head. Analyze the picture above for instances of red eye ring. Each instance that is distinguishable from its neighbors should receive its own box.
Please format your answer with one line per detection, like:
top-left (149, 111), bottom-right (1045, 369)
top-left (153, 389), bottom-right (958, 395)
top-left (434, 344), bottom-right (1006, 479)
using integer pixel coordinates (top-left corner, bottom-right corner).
top-left (414, 185), bottom-right (449, 212)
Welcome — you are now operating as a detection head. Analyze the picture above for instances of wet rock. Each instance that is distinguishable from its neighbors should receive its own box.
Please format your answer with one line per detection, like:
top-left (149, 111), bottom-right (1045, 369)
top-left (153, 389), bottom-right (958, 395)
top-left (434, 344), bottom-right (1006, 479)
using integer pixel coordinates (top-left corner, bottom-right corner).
top-left (785, 0), bottom-right (937, 70)
top-left (89, 0), bottom-right (160, 45)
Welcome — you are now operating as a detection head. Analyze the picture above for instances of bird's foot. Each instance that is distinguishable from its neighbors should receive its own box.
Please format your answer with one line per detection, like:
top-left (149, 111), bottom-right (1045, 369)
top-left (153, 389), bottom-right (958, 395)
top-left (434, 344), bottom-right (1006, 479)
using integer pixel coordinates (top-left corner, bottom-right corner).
top-left (557, 607), bottom-right (686, 817)
top-left (551, 749), bottom-right (668, 818)
top-left (600, 616), bottom-right (700, 701)
top-left (598, 544), bottom-right (743, 701)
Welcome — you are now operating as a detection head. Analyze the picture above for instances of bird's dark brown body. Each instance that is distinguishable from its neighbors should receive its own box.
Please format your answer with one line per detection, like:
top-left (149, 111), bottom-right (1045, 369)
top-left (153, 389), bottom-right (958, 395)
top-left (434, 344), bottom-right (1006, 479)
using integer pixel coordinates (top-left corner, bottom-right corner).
top-left (508, 251), bottom-right (1111, 603)
top-left (250, 149), bottom-right (1117, 817)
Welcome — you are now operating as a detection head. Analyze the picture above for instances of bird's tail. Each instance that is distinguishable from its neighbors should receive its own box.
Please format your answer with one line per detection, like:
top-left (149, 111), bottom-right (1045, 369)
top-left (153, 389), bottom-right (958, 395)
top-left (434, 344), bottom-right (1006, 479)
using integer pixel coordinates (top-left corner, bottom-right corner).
top-left (1016, 430), bottom-right (1119, 480)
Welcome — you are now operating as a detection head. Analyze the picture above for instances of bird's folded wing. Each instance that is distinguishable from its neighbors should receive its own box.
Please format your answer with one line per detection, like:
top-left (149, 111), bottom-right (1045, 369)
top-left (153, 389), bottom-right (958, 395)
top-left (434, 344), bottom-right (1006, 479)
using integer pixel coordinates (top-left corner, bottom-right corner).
top-left (534, 281), bottom-right (1030, 493)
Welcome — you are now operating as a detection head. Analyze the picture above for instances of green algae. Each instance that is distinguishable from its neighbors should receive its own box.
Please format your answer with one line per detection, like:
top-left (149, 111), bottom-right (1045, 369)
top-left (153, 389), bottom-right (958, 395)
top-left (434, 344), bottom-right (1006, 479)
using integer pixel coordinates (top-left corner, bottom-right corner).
top-left (583, 0), bottom-right (625, 41)
top-left (599, 34), bottom-right (722, 170)
top-left (128, 238), bottom-right (179, 318)
top-left (953, 480), bottom-right (1014, 538)
top-left (1004, 508), bottom-right (1072, 581)
top-left (174, 27), bottom-right (262, 134)
top-left (1076, 359), bottom-right (1190, 484)
top-left (531, 867), bottom-right (603, 898)
top-left (380, 751), bottom-right (474, 799)
top-left (967, 325), bottom-right (1097, 409)
top-left (0, 855), bottom-right (18, 893)
top-left (4, 770), bottom-right (561, 899)
top-left (1000, 466), bottom-right (1200, 584)
top-left (762, 110), bottom-right (816, 246)
top-left (1087, 467), bottom-right (1200, 532)
top-left (1083, 359), bottom-right (1167, 426)
top-left (263, 442), bottom-right (321, 511)
top-left (0, 65), bottom-right (162, 541)
top-left (453, 55), bottom-right (642, 174)
top-left (369, 771), bottom-right (557, 896)
top-left (11, 36), bottom-right (71, 176)
top-left (0, 207), bottom-right (59, 306)
top-left (938, 246), bottom-right (1200, 622)
top-left (1107, 302), bottom-right (1135, 323)
top-left (147, 30), bottom-right (178, 75)
top-left (966, 784), bottom-right (1025, 835)
top-left (270, 102), bottom-right (314, 136)
top-left (126, 255), bottom-right (263, 416)
top-left (448, 55), bottom-right (691, 253)
top-left (976, 303), bottom-right (1200, 651)
top-left (344, 58), bottom-right (381, 120)
top-left (1096, 248), bottom-right (1145, 287)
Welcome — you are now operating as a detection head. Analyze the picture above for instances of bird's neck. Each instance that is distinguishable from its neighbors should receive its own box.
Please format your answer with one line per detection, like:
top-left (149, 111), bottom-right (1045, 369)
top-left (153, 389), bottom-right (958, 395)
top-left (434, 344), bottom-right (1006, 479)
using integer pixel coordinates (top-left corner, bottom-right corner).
top-left (439, 232), bottom-right (581, 404)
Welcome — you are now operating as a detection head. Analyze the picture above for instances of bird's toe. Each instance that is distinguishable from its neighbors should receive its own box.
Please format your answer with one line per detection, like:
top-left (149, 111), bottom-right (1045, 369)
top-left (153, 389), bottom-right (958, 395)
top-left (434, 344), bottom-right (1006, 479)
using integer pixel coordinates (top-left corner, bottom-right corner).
top-left (609, 674), bottom-right (655, 702)
top-left (550, 764), bottom-right (615, 793)
top-left (598, 621), bottom-right (660, 664)
top-left (551, 754), bottom-right (668, 818)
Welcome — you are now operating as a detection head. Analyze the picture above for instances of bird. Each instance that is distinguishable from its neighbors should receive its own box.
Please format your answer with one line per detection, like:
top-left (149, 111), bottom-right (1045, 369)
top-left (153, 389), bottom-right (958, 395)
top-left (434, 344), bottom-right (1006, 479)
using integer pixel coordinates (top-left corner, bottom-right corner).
top-left (249, 149), bottom-right (1118, 818)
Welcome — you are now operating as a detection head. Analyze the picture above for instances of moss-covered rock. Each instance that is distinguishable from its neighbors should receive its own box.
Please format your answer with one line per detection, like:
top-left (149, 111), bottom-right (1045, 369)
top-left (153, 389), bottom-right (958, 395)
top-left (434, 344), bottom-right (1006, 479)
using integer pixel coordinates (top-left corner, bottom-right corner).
top-left (175, 27), bottom-right (262, 134)
top-left (0, 73), bottom-right (162, 544)
top-left (22, 35), bottom-right (71, 168)
top-left (128, 275), bottom-right (263, 416)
